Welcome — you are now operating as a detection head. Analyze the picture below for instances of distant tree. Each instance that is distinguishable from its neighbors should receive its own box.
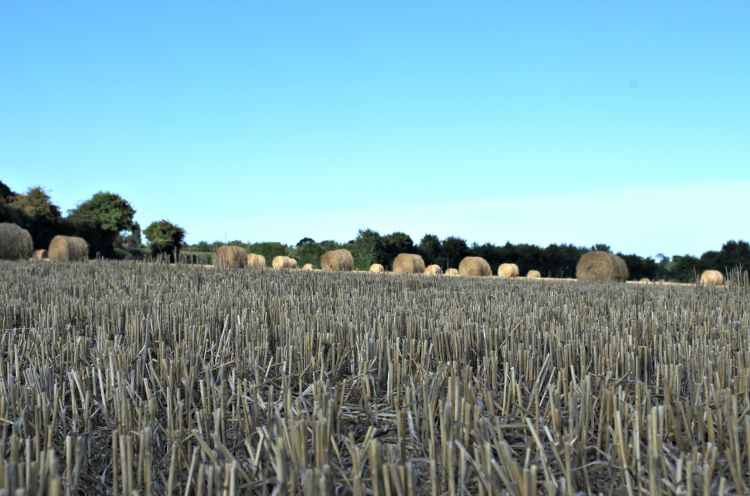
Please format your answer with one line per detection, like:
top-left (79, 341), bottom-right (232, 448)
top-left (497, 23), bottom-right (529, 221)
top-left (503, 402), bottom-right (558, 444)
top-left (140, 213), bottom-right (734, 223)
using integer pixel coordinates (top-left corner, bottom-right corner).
top-left (68, 192), bottom-right (136, 257)
top-left (619, 254), bottom-right (658, 280)
top-left (418, 234), bottom-right (442, 265)
top-left (9, 187), bottom-right (62, 222)
top-left (591, 243), bottom-right (611, 252)
top-left (144, 220), bottom-right (185, 261)
top-left (294, 241), bottom-right (325, 268)
top-left (297, 237), bottom-right (316, 246)
top-left (347, 229), bottom-right (383, 269)
top-left (0, 180), bottom-right (16, 203)
top-left (441, 236), bottom-right (469, 269)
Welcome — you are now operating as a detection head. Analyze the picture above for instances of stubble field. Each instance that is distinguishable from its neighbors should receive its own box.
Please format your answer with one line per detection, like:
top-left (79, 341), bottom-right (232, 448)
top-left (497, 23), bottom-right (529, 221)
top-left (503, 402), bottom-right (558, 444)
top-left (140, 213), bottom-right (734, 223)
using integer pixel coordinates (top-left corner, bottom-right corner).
top-left (0, 260), bottom-right (748, 495)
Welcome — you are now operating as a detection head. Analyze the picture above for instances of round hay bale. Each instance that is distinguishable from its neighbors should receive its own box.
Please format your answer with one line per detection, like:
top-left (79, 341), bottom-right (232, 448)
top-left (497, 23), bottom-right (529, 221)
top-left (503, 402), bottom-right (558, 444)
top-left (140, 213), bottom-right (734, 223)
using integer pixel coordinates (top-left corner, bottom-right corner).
top-left (320, 249), bottom-right (354, 272)
top-left (458, 256), bottom-right (491, 277)
top-left (272, 255), bottom-right (297, 270)
top-left (527, 270), bottom-right (541, 278)
top-left (214, 245), bottom-right (247, 269)
top-left (302, 263), bottom-right (314, 271)
top-left (445, 268), bottom-right (459, 276)
top-left (700, 269), bottom-right (724, 287)
top-left (424, 264), bottom-right (443, 276)
top-left (575, 251), bottom-right (628, 283)
top-left (0, 223), bottom-right (33, 260)
top-left (31, 249), bottom-right (48, 260)
top-left (48, 235), bottom-right (88, 262)
top-left (247, 253), bottom-right (266, 269)
top-left (392, 253), bottom-right (425, 274)
top-left (639, 277), bottom-right (651, 283)
top-left (369, 263), bottom-right (385, 273)
top-left (498, 263), bottom-right (520, 278)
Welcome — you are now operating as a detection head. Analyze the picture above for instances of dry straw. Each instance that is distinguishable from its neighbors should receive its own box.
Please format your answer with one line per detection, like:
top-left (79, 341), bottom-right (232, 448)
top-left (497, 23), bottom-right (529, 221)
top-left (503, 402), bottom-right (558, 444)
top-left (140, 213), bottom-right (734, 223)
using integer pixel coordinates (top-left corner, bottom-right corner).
top-left (527, 269), bottom-right (541, 278)
top-left (320, 249), bottom-right (354, 272)
top-left (247, 253), bottom-right (266, 269)
top-left (424, 264), bottom-right (443, 276)
top-left (700, 269), bottom-right (724, 286)
top-left (48, 235), bottom-right (88, 262)
top-left (576, 251), bottom-right (629, 282)
top-left (497, 263), bottom-right (520, 278)
top-left (32, 249), bottom-right (48, 260)
top-left (458, 256), bottom-right (491, 276)
top-left (369, 263), bottom-right (385, 273)
top-left (214, 245), bottom-right (247, 269)
top-left (392, 253), bottom-right (425, 274)
top-left (302, 263), bottom-right (314, 271)
top-left (0, 222), bottom-right (33, 260)
top-left (272, 255), bottom-right (297, 270)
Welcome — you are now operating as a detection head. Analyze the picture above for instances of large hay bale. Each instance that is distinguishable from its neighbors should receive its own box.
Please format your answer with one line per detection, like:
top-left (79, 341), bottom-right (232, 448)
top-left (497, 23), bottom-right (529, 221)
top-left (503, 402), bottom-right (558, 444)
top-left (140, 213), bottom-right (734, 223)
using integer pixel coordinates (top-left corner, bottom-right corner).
top-left (527, 270), bottom-right (541, 278)
top-left (445, 268), bottom-right (459, 276)
top-left (320, 249), bottom-right (354, 272)
top-left (700, 269), bottom-right (724, 287)
top-left (247, 253), bottom-right (266, 269)
top-left (302, 263), bottom-right (314, 271)
top-left (31, 249), bottom-right (48, 260)
top-left (272, 255), bottom-right (297, 270)
top-left (424, 264), bottom-right (443, 276)
top-left (214, 245), bottom-right (247, 269)
top-left (48, 235), bottom-right (88, 262)
top-left (458, 256), bottom-right (491, 277)
top-left (392, 253), bottom-right (425, 274)
top-left (498, 263), bottom-right (520, 278)
top-left (369, 263), bottom-right (385, 273)
top-left (575, 251), bottom-right (628, 283)
top-left (0, 223), bottom-right (33, 260)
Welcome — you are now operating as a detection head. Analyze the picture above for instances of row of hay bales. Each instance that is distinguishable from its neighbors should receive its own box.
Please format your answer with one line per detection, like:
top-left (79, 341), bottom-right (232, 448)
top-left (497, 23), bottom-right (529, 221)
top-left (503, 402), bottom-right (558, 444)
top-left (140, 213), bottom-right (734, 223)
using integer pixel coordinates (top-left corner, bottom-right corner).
top-left (1, 223), bottom-right (89, 262)
top-left (211, 246), bottom-right (729, 286)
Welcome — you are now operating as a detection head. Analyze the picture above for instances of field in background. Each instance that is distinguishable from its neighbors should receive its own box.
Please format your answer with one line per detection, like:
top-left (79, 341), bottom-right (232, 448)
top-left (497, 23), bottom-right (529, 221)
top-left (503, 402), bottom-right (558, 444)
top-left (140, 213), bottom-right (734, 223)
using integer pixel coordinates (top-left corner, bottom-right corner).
top-left (1, 260), bottom-right (749, 494)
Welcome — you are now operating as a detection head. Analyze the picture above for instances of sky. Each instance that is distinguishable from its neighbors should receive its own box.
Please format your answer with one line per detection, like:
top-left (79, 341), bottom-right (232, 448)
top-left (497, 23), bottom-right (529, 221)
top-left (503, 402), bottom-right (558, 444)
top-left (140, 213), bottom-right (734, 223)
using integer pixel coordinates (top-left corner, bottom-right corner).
top-left (1, 1), bottom-right (748, 257)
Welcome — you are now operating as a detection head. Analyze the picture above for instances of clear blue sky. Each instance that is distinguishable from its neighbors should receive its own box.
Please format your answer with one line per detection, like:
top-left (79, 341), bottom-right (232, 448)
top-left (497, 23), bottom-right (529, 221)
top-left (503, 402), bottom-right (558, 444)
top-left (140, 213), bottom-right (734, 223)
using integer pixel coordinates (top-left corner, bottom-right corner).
top-left (2, 1), bottom-right (748, 256)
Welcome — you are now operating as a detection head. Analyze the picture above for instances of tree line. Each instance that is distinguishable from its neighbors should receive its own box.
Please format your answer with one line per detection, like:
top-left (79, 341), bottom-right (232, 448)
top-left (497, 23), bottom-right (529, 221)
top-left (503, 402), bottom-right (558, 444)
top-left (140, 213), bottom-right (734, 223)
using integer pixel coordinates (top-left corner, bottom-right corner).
top-left (3, 180), bottom-right (748, 281)
top-left (189, 231), bottom-right (750, 282)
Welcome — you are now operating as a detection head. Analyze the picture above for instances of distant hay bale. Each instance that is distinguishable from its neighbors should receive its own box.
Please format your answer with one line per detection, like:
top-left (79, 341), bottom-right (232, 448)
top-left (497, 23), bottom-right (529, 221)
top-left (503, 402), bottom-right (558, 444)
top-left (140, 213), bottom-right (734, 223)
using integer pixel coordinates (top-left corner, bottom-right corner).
top-left (302, 263), bottom-right (314, 271)
top-left (498, 263), bottom-right (520, 278)
top-left (459, 256), bottom-right (491, 277)
top-left (320, 249), bottom-right (354, 272)
top-left (700, 269), bottom-right (724, 287)
top-left (392, 253), bottom-right (425, 274)
top-left (527, 270), bottom-right (541, 279)
top-left (445, 268), bottom-right (459, 276)
top-left (424, 264), bottom-right (443, 276)
top-left (0, 223), bottom-right (33, 260)
top-left (575, 251), bottom-right (628, 283)
top-left (247, 253), bottom-right (266, 269)
top-left (639, 277), bottom-right (651, 283)
top-left (272, 255), bottom-right (297, 270)
top-left (48, 235), bottom-right (88, 262)
top-left (31, 249), bottom-right (47, 260)
top-left (214, 245), bottom-right (247, 269)
top-left (369, 263), bottom-right (385, 273)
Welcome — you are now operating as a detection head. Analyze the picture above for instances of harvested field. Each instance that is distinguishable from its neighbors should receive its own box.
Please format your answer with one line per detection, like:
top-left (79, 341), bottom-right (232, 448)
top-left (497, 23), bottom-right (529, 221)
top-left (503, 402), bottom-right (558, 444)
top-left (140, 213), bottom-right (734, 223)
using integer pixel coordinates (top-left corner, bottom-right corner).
top-left (1, 260), bottom-right (749, 494)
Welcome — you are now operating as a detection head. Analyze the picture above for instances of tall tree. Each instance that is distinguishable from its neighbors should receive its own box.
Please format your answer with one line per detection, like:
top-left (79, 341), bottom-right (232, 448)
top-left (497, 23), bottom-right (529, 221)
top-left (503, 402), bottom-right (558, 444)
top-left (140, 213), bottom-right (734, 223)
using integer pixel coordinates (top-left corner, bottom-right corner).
top-left (418, 234), bottom-right (442, 265)
top-left (68, 192), bottom-right (136, 257)
top-left (9, 187), bottom-right (62, 222)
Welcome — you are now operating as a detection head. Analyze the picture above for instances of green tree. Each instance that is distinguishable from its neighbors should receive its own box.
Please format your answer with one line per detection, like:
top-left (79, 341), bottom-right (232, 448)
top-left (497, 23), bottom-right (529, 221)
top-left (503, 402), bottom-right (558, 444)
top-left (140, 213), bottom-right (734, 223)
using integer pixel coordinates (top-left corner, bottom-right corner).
top-left (68, 192), bottom-right (136, 257)
top-left (347, 229), bottom-right (383, 270)
top-left (144, 220), bottom-right (186, 262)
top-left (441, 236), bottom-right (469, 269)
top-left (418, 234), bottom-right (442, 265)
top-left (0, 180), bottom-right (16, 203)
top-left (9, 187), bottom-right (62, 222)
